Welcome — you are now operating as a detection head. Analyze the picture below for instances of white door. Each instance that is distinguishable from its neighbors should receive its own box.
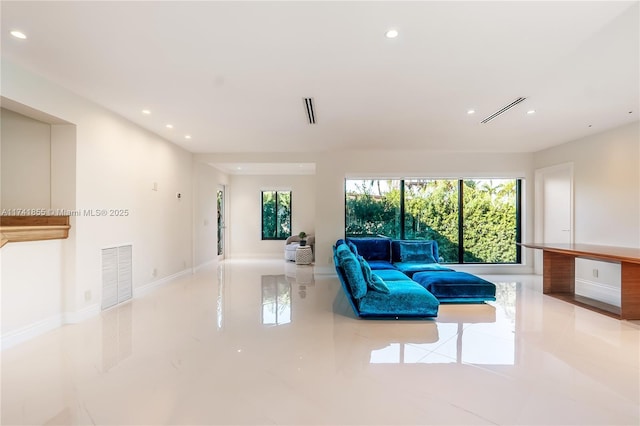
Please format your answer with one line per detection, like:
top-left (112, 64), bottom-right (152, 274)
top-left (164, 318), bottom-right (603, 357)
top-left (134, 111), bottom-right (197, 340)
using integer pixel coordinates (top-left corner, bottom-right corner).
top-left (534, 163), bottom-right (573, 273)
top-left (543, 168), bottom-right (573, 244)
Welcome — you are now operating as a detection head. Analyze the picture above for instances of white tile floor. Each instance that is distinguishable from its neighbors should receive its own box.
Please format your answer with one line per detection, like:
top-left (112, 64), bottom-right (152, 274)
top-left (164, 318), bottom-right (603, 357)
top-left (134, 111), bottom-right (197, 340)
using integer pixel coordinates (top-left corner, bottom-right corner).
top-left (2, 259), bottom-right (639, 425)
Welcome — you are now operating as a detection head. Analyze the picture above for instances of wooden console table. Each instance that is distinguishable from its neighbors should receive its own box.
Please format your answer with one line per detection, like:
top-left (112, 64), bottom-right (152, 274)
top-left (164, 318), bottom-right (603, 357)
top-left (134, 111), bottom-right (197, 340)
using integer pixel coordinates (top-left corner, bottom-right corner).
top-left (520, 243), bottom-right (640, 319)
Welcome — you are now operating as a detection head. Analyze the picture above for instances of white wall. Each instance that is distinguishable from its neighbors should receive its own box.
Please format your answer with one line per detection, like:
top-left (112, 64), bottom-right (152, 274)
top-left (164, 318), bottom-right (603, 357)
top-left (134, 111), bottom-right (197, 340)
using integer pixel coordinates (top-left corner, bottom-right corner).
top-left (533, 122), bottom-right (640, 247)
top-left (1, 108), bottom-right (51, 210)
top-left (1, 59), bottom-right (195, 344)
top-left (0, 240), bottom-right (63, 337)
top-left (228, 174), bottom-right (316, 258)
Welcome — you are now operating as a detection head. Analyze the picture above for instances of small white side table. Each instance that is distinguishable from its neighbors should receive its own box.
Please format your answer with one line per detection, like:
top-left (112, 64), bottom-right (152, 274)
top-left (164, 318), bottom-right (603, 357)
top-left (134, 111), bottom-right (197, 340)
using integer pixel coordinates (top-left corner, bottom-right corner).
top-left (295, 246), bottom-right (313, 265)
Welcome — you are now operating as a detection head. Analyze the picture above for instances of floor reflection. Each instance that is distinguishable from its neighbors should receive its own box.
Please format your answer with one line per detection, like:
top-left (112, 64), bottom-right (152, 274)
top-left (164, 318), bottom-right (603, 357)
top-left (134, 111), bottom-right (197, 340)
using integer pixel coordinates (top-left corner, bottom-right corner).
top-left (216, 264), bottom-right (225, 330)
top-left (367, 282), bottom-right (518, 365)
top-left (261, 275), bottom-right (291, 325)
top-left (101, 302), bottom-right (133, 371)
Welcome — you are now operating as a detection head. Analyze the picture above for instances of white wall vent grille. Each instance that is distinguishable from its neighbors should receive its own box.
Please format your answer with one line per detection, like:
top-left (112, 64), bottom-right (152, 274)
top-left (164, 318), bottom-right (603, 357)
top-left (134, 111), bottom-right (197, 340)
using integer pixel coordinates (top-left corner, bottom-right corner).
top-left (102, 245), bottom-right (133, 310)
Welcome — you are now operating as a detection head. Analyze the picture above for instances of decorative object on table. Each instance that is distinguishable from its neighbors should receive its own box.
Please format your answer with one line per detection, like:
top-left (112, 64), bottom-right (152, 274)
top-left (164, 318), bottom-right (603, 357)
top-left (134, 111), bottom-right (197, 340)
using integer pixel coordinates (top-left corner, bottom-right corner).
top-left (298, 231), bottom-right (307, 246)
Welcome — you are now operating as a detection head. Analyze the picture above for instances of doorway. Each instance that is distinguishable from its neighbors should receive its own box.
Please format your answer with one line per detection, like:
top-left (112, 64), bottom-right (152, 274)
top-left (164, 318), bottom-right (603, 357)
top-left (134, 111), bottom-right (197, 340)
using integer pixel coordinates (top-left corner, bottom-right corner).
top-left (217, 185), bottom-right (226, 259)
top-left (534, 163), bottom-right (574, 273)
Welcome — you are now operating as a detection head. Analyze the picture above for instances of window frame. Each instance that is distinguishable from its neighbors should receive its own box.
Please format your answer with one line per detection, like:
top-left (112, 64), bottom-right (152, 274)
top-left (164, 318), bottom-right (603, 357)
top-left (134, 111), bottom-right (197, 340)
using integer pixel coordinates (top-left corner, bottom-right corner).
top-left (344, 178), bottom-right (522, 264)
top-left (261, 190), bottom-right (292, 240)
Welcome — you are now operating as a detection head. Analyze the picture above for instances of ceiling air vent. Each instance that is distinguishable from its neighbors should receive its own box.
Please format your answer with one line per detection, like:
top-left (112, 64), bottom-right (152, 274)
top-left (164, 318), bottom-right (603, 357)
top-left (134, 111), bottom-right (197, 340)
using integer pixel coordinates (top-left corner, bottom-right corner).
top-left (481, 97), bottom-right (527, 124)
top-left (303, 97), bottom-right (316, 124)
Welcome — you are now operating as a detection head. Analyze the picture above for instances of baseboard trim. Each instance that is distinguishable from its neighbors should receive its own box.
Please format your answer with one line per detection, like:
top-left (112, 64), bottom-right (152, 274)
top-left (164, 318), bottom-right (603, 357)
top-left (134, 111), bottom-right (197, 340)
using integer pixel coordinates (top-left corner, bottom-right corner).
top-left (1, 313), bottom-right (64, 350)
top-left (226, 253), bottom-right (282, 260)
top-left (64, 303), bottom-right (101, 324)
top-left (133, 268), bottom-right (193, 298)
top-left (2, 269), bottom-right (193, 351)
top-left (194, 259), bottom-right (217, 273)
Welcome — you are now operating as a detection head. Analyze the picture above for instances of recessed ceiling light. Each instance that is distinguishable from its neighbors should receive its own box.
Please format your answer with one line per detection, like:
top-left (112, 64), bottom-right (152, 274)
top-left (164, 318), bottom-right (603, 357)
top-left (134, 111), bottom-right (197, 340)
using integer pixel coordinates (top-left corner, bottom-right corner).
top-left (467, 109), bottom-right (475, 115)
top-left (184, 135), bottom-right (192, 139)
top-left (385, 29), bottom-right (398, 39)
top-left (165, 124), bottom-right (173, 129)
top-left (141, 109), bottom-right (151, 115)
top-left (10, 30), bottom-right (27, 39)
top-left (527, 110), bottom-right (536, 115)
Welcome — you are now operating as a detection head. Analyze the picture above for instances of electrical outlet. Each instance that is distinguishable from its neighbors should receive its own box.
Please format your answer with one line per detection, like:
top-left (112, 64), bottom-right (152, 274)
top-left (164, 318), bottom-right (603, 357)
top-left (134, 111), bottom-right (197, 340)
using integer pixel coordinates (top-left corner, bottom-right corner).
top-left (84, 290), bottom-right (91, 301)
top-left (592, 268), bottom-right (599, 278)
top-left (152, 268), bottom-right (157, 278)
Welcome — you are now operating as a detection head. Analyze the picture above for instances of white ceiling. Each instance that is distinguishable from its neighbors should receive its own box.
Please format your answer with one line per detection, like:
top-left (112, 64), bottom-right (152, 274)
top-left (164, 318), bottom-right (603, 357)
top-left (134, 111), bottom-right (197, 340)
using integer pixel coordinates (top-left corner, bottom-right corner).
top-left (211, 162), bottom-right (316, 175)
top-left (2, 1), bottom-right (639, 155)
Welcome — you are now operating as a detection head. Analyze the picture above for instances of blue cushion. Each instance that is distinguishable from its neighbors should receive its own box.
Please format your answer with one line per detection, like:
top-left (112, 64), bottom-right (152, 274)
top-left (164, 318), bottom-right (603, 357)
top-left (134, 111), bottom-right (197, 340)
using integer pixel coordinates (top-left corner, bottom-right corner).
top-left (358, 255), bottom-right (373, 282)
top-left (335, 243), bottom-right (353, 260)
top-left (358, 280), bottom-right (439, 317)
top-left (358, 256), bottom-right (390, 294)
top-left (347, 237), bottom-right (391, 262)
top-left (393, 262), bottom-right (454, 278)
top-left (333, 244), bottom-right (361, 317)
top-left (347, 240), bottom-right (359, 255)
top-left (392, 240), bottom-right (437, 263)
top-left (373, 269), bottom-right (413, 281)
top-left (369, 275), bottom-right (390, 294)
top-left (412, 271), bottom-right (496, 302)
top-left (366, 260), bottom-right (396, 270)
top-left (339, 251), bottom-right (368, 299)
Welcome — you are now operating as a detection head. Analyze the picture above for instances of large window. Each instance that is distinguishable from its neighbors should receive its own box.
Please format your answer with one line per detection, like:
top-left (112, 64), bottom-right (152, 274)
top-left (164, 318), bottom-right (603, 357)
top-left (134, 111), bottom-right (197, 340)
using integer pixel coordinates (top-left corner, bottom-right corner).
top-left (345, 178), bottom-right (521, 264)
top-left (262, 190), bottom-right (291, 240)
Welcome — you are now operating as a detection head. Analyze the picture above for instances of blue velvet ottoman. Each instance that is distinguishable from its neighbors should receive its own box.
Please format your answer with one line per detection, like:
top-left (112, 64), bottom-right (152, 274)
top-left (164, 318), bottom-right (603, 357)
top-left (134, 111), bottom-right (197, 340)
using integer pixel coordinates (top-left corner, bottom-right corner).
top-left (412, 271), bottom-right (496, 303)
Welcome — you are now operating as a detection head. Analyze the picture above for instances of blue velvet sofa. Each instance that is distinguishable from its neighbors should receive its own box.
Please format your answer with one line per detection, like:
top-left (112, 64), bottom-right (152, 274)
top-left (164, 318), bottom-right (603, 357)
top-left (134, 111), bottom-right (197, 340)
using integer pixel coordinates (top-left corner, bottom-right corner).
top-left (333, 239), bottom-right (440, 318)
top-left (335, 237), bottom-right (495, 316)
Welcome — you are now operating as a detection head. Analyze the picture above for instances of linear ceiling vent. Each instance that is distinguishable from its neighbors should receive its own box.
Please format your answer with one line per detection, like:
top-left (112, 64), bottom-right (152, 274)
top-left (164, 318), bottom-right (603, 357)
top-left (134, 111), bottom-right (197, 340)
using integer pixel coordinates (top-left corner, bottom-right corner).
top-left (303, 97), bottom-right (316, 124)
top-left (481, 97), bottom-right (527, 124)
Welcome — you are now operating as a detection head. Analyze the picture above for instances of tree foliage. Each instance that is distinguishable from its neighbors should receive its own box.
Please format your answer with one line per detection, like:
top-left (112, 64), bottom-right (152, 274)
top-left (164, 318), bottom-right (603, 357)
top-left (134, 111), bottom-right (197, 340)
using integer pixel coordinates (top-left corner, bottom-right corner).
top-left (262, 191), bottom-right (291, 239)
top-left (345, 179), bottom-right (518, 263)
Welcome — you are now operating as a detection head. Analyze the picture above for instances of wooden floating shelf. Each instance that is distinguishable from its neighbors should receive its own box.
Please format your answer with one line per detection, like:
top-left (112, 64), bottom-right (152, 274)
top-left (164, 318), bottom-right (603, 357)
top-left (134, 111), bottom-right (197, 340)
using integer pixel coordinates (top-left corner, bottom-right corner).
top-left (0, 216), bottom-right (70, 248)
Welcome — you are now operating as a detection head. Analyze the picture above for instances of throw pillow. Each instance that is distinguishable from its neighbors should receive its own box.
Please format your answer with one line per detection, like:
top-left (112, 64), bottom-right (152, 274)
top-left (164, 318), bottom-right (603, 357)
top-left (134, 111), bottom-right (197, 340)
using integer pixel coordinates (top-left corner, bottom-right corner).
top-left (347, 240), bottom-right (359, 256)
top-left (358, 255), bottom-right (390, 293)
top-left (340, 253), bottom-right (368, 299)
top-left (399, 241), bottom-right (437, 263)
top-left (358, 255), bottom-right (373, 282)
top-left (369, 274), bottom-right (390, 294)
top-left (335, 243), bottom-right (353, 260)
